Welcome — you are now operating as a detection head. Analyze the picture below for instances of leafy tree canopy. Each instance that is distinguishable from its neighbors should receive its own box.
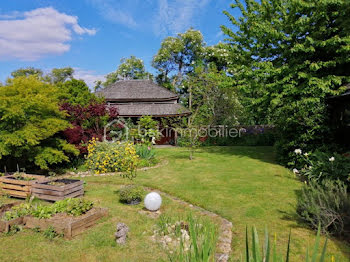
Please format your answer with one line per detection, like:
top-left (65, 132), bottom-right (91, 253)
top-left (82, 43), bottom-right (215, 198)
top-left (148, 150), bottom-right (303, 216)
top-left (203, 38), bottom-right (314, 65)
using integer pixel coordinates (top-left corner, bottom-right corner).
top-left (152, 29), bottom-right (205, 87)
top-left (222, 0), bottom-right (350, 163)
top-left (11, 67), bottom-right (43, 78)
top-left (184, 65), bottom-right (243, 126)
top-left (0, 76), bottom-right (79, 170)
top-left (101, 56), bottom-right (152, 88)
top-left (50, 67), bottom-right (74, 84)
top-left (58, 79), bottom-right (96, 106)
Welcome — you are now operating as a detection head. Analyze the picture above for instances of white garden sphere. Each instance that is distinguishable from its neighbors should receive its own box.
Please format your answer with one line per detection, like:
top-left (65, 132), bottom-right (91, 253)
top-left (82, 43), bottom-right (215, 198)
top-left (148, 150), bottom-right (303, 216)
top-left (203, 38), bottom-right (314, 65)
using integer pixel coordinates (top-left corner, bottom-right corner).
top-left (144, 192), bottom-right (162, 211)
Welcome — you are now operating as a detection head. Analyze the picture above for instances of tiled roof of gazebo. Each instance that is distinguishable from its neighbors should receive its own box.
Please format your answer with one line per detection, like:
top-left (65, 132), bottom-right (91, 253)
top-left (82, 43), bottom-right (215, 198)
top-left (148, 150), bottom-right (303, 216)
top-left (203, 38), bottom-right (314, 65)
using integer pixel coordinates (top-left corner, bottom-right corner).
top-left (112, 103), bottom-right (191, 117)
top-left (96, 79), bottom-right (178, 102)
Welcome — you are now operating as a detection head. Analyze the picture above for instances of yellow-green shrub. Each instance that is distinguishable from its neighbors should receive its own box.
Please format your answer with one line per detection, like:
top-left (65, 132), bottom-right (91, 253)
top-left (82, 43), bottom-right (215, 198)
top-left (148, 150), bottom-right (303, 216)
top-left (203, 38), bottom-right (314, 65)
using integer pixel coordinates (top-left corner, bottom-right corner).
top-left (86, 138), bottom-right (139, 178)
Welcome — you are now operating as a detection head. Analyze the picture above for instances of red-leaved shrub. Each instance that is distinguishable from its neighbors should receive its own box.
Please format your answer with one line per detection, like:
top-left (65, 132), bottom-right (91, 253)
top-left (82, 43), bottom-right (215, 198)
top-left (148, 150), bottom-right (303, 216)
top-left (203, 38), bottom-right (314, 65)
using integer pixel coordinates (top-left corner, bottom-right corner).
top-left (61, 101), bottom-right (118, 154)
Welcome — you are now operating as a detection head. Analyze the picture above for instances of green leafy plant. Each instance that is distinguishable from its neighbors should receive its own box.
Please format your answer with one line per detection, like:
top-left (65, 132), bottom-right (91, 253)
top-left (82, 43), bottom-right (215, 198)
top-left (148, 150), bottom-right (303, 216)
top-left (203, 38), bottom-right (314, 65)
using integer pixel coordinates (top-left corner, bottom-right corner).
top-left (157, 214), bottom-right (174, 235)
top-left (176, 128), bottom-right (202, 160)
top-left (0, 76), bottom-right (79, 170)
top-left (291, 150), bottom-right (350, 184)
top-left (156, 214), bottom-right (184, 239)
top-left (136, 144), bottom-right (156, 160)
top-left (168, 214), bottom-right (217, 262)
top-left (43, 226), bottom-right (61, 239)
top-left (222, 0), bottom-right (350, 165)
top-left (244, 225), bottom-right (333, 262)
top-left (5, 225), bottom-right (23, 236)
top-left (130, 116), bottom-right (161, 145)
top-left (52, 198), bottom-right (94, 217)
top-left (2, 198), bottom-right (94, 221)
top-left (86, 138), bottom-right (139, 179)
top-left (2, 203), bottom-right (32, 221)
top-left (30, 205), bottom-right (55, 219)
top-left (101, 55), bottom-right (152, 87)
top-left (296, 179), bottom-right (350, 236)
top-left (12, 173), bottom-right (36, 181)
top-left (118, 185), bottom-right (145, 204)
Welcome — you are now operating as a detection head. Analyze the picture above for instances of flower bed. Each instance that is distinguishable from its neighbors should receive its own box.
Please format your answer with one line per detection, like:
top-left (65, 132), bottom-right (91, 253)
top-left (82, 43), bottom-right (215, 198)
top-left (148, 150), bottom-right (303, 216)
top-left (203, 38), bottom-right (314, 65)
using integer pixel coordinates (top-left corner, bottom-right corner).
top-left (24, 207), bottom-right (108, 239)
top-left (32, 179), bottom-right (84, 202)
top-left (0, 199), bottom-right (107, 238)
top-left (0, 174), bottom-right (47, 198)
top-left (0, 202), bottom-right (23, 233)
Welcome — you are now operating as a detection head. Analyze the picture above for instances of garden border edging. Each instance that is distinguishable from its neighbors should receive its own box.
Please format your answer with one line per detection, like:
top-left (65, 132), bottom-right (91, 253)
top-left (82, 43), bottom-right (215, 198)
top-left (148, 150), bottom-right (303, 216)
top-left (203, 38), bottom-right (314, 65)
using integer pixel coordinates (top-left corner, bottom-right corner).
top-left (144, 187), bottom-right (232, 262)
top-left (64, 160), bottom-right (232, 261)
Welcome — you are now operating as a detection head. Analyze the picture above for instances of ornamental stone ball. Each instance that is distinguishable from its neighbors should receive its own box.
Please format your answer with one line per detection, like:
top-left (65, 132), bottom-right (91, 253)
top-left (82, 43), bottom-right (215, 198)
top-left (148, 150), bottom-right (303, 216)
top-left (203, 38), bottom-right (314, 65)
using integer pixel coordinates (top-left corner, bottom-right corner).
top-left (144, 192), bottom-right (162, 211)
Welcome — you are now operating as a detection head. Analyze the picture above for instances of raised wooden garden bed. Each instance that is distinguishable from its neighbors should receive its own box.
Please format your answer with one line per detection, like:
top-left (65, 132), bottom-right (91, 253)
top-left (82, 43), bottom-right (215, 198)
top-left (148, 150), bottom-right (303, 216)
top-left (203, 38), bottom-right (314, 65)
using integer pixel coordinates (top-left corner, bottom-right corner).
top-left (0, 202), bottom-right (24, 233)
top-left (24, 207), bottom-right (108, 239)
top-left (32, 179), bottom-right (84, 201)
top-left (0, 174), bottom-right (47, 198)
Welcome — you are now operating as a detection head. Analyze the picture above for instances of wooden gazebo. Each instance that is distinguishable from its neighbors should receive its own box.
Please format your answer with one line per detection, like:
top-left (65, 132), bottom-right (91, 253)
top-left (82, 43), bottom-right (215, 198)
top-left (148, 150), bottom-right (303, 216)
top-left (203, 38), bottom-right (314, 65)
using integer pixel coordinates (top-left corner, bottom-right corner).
top-left (96, 79), bottom-right (190, 144)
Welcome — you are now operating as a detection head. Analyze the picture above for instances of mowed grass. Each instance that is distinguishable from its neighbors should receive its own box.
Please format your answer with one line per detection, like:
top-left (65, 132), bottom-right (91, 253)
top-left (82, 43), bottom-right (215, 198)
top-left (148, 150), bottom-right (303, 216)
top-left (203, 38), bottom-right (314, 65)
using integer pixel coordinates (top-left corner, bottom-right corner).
top-left (0, 182), bottom-right (214, 262)
top-left (84, 146), bottom-right (350, 261)
top-left (1, 146), bottom-right (349, 261)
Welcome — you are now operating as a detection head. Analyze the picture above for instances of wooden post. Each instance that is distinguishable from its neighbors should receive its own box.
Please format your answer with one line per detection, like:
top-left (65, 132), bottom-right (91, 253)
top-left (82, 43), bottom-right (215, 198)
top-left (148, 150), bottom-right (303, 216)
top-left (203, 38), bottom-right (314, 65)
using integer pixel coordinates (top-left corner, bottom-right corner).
top-left (174, 129), bottom-right (178, 146)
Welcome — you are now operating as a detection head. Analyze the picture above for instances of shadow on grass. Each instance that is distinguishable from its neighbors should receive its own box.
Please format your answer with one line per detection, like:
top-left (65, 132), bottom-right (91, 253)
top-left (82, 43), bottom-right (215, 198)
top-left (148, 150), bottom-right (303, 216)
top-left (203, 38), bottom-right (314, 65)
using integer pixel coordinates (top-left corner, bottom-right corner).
top-left (278, 189), bottom-right (350, 260)
top-left (199, 146), bottom-right (277, 165)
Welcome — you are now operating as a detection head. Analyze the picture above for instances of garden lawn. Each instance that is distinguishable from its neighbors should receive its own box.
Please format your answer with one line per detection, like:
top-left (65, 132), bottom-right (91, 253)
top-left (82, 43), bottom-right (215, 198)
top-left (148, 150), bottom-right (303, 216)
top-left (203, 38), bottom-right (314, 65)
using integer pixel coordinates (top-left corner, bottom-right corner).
top-left (0, 184), bottom-right (216, 262)
top-left (85, 146), bottom-right (350, 261)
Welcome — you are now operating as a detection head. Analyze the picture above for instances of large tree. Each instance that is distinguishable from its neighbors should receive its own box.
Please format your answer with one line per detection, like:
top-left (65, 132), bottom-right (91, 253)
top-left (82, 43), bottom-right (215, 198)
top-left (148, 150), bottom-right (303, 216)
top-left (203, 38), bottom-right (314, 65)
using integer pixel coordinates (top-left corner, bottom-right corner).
top-left (49, 67), bottom-right (74, 84)
top-left (222, 0), bottom-right (350, 163)
top-left (58, 79), bottom-right (95, 106)
top-left (100, 56), bottom-right (152, 88)
top-left (0, 76), bottom-right (79, 170)
top-left (152, 29), bottom-right (206, 91)
top-left (184, 65), bottom-right (243, 126)
top-left (11, 67), bottom-right (43, 78)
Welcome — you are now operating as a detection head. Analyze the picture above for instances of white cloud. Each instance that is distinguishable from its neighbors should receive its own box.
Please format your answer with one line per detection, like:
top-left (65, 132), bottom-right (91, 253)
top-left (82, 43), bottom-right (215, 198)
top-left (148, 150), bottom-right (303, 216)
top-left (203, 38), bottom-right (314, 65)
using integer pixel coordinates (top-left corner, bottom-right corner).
top-left (73, 68), bottom-right (106, 88)
top-left (87, 0), bottom-right (137, 28)
top-left (0, 7), bottom-right (96, 60)
top-left (87, 0), bottom-right (210, 36)
top-left (153, 0), bottom-right (211, 36)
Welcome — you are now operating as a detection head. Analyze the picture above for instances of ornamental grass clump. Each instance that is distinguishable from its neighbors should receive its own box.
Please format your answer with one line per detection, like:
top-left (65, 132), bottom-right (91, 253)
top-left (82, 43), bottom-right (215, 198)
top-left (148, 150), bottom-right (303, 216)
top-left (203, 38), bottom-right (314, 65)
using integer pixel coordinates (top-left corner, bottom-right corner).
top-left (243, 225), bottom-right (334, 262)
top-left (86, 138), bottom-right (139, 179)
top-left (167, 214), bottom-right (217, 262)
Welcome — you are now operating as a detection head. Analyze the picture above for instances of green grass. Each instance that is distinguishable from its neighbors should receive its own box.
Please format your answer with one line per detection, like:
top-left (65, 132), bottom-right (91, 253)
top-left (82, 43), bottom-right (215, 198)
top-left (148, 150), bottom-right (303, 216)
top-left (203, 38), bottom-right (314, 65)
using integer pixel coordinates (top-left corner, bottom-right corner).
top-left (1, 146), bottom-right (349, 261)
top-left (84, 146), bottom-right (350, 261)
top-left (0, 183), bottom-right (217, 262)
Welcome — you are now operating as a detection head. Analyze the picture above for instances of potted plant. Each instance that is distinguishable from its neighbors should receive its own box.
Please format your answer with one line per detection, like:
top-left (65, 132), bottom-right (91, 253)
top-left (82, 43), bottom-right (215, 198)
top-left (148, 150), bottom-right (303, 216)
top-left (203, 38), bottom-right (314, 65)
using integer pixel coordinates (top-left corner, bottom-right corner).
top-left (119, 185), bottom-right (144, 205)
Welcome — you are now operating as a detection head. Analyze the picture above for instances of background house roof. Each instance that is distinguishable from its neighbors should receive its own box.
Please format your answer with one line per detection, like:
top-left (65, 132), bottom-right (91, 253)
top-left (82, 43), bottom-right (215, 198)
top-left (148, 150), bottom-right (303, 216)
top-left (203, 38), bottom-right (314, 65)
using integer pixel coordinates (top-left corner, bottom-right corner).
top-left (96, 79), bottom-right (179, 102)
top-left (112, 103), bottom-right (191, 117)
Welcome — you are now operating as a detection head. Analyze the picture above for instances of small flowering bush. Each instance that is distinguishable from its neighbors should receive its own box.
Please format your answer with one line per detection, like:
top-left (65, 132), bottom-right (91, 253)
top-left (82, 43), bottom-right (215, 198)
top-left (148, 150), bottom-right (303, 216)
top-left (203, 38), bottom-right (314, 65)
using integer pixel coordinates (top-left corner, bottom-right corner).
top-left (86, 138), bottom-right (139, 179)
top-left (291, 149), bottom-right (350, 184)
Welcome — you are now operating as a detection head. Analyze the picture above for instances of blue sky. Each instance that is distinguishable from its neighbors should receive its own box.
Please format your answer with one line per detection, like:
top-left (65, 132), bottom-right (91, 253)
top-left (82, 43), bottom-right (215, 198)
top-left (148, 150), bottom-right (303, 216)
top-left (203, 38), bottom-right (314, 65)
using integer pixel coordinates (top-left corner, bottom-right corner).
top-left (0, 0), bottom-right (237, 86)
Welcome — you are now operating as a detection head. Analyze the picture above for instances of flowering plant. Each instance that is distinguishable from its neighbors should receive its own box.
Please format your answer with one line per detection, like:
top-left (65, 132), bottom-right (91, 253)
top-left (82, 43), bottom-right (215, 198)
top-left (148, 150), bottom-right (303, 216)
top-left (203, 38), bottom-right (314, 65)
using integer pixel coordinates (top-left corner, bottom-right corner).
top-left (86, 138), bottom-right (139, 179)
top-left (291, 149), bottom-right (350, 184)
